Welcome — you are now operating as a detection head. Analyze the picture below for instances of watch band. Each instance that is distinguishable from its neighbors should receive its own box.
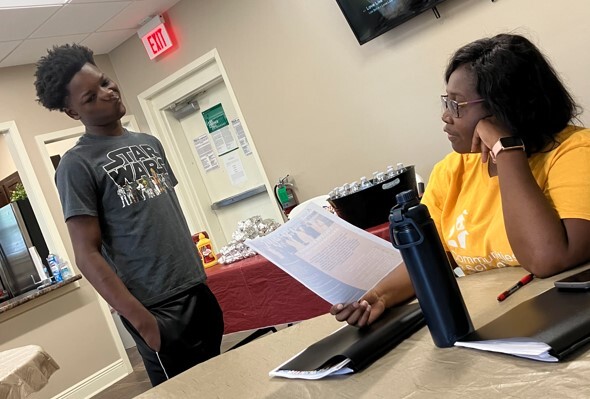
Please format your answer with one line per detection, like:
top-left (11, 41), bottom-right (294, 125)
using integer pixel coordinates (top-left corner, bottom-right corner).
top-left (490, 137), bottom-right (525, 163)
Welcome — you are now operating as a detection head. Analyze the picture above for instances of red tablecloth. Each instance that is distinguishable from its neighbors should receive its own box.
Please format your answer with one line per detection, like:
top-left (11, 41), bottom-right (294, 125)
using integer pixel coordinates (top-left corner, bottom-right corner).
top-left (205, 222), bottom-right (390, 334)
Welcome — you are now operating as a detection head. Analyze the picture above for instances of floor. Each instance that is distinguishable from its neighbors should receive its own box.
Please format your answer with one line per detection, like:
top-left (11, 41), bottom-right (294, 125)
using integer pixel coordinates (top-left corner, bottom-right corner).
top-left (91, 326), bottom-right (285, 399)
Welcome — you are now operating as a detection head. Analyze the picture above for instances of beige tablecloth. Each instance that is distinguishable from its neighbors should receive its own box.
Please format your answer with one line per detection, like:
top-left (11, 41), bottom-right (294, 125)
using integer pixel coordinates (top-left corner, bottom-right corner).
top-left (135, 265), bottom-right (590, 399)
top-left (0, 345), bottom-right (59, 399)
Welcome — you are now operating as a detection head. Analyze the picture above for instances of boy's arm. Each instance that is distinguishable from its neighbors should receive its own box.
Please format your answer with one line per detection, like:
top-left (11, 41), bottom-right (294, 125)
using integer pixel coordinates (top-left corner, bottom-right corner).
top-left (66, 215), bottom-right (161, 351)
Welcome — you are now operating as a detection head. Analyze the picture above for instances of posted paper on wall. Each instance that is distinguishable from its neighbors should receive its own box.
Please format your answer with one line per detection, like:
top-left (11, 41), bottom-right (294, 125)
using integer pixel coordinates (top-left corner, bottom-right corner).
top-left (246, 203), bottom-right (402, 305)
top-left (231, 118), bottom-right (252, 155)
top-left (193, 134), bottom-right (219, 172)
top-left (202, 103), bottom-right (238, 156)
top-left (223, 152), bottom-right (247, 186)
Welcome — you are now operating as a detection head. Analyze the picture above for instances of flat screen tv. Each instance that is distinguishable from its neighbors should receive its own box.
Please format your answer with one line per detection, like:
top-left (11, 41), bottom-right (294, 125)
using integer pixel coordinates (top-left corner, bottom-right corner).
top-left (336, 0), bottom-right (447, 45)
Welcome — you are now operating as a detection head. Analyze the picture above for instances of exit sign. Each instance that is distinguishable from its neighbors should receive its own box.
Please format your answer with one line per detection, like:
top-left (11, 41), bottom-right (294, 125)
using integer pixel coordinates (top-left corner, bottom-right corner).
top-left (138, 15), bottom-right (174, 60)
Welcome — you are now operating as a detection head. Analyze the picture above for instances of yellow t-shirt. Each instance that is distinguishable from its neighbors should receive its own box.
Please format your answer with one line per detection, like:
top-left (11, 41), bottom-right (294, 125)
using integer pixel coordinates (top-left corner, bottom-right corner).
top-left (421, 125), bottom-right (590, 275)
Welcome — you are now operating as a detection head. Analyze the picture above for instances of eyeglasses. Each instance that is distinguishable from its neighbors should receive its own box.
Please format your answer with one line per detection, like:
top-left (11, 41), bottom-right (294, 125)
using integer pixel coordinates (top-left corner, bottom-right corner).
top-left (441, 95), bottom-right (485, 118)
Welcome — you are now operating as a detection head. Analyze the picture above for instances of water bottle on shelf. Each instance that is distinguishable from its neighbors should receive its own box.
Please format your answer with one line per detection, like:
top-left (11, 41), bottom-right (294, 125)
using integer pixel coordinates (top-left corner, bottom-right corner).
top-left (59, 260), bottom-right (73, 279)
top-left (385, 165), bottom-right (396, 179)
top-left (329, 187), bottom-right (341, 199)
top-left (389, 189), bottom-right (473, 347)
top-left (337, 186), bottom-right (348, 198)
top-left (47, 254), bottom-right (63, 283)
top-left (341, 183), bottom-right (351, 197)
top-left (359, 176), bottom-right (373, 190)
top-left (374, 172), bottom-right (386, 184)
top-left (372, 171), bottom-right (379, 183)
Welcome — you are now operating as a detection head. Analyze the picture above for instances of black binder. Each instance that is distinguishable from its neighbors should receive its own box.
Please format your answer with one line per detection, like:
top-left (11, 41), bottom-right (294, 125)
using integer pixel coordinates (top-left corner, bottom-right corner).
top-left (460, 287), bottom-right (590, 360)
top-left (276, 303), bottom-right (425, 373)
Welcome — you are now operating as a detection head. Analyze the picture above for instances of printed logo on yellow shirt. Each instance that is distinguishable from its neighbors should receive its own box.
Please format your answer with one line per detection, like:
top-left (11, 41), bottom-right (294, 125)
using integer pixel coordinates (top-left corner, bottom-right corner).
top-left (446, 209), bottom-right (518, 274)
top-left (447, 210), bottom-right (468, 249)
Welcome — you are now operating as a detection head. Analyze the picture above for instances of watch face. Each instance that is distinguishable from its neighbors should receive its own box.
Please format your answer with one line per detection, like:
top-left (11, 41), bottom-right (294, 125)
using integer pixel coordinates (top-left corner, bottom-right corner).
top-left (499, 137), bottom-right (524, 148)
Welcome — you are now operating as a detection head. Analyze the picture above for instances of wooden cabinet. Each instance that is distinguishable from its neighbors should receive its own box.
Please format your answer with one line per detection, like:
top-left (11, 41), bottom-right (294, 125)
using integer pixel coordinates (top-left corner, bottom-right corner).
top-left (0, 189), bottom-right (8, 208)
top-left (0, 172), bottom-right (21, 208)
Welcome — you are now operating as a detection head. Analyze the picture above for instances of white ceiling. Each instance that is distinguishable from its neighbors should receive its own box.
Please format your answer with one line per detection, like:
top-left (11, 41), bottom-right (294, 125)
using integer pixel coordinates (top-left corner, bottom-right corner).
top-left (0, 0), bottom-right (181, 68)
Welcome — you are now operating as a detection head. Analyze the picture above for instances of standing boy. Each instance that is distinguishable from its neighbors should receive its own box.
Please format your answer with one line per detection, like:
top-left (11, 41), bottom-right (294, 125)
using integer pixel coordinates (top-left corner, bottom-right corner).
top-left (34, 44), bottom-right (224, 386)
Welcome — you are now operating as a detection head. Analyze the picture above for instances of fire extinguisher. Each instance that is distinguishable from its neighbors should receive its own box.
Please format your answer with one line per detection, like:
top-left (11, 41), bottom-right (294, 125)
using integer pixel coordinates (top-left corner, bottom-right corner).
top-left (274, 174), bottom-right (299, 216)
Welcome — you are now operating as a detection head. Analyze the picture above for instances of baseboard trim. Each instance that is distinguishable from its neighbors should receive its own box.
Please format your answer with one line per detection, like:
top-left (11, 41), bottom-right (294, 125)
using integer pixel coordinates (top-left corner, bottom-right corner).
top-left (52, 359), bottom-right (131, 399)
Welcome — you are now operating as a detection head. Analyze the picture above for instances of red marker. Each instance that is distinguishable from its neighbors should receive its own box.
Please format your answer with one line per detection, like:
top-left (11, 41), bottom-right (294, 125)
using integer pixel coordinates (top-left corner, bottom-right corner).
top-left (497, 273), bottom-right (535, 302)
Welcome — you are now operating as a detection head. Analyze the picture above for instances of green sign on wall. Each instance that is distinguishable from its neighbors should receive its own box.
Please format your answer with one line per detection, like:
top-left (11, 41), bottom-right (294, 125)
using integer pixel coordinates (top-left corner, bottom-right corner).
top-left (202, 103), bottom-right (229, 133)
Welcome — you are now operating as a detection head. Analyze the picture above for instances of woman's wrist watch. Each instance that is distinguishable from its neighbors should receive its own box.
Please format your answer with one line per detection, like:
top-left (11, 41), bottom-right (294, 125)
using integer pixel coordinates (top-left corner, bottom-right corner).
top-left (490, 137), bottom-right (525, 163)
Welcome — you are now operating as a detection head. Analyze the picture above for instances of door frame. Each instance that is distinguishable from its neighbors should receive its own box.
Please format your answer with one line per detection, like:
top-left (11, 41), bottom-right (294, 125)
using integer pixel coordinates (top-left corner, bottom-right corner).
top-left (35, 115), bottom-right (139, 190)
top-left (0, 121), bottom-right (69, 264)
top-left (137, 48), bottom-right (283, 238)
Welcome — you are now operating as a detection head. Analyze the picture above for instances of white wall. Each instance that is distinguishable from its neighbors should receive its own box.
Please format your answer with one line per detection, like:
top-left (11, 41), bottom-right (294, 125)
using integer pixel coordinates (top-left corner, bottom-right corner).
top-left (0, 134), bottom-right (16, 179)
top-left (109, 0), bottom-right (590, 202)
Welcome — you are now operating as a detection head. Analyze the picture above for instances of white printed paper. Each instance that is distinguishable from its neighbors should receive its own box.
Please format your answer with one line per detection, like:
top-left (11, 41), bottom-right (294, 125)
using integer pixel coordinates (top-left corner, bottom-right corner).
top-left (211, 125), bottom-right (238, 156)
top-left (193, 134), bottom-right (219, 172)
top-left (269, 324), bottom-right (354, 379)
top-left (231, 118), bottom-right (252, 155)
top-left (246, 203), bottom-right (402, 305)
top-left (223, 152), bottom-right (247, 186)
top-left (455, 338), bottom-right (558, 362)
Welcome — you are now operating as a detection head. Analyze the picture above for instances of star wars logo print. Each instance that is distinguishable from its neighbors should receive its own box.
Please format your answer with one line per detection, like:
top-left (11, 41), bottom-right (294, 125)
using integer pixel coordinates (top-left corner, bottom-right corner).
top-left (103, 144), bottom-right (173, 208)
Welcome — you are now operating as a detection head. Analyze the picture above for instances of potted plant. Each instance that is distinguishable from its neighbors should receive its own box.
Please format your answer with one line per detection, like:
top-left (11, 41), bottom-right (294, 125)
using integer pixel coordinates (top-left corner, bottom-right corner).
top-left (10, 183), bottom-right (27, 202)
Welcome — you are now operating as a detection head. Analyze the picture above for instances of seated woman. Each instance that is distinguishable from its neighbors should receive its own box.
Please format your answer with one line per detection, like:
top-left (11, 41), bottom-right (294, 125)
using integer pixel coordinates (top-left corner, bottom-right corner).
top-left (332, 33), bottom-right (590, 327)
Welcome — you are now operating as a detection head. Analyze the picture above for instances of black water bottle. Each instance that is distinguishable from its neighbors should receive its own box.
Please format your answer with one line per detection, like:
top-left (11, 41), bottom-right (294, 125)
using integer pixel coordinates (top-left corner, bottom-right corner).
top-left (389, 189), bottom-right (473, 347)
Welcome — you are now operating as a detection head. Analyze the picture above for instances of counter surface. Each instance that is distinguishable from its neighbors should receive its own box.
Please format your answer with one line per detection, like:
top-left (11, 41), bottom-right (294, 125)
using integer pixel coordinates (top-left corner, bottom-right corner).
top-left (0, 275), bottom-right (82, 314)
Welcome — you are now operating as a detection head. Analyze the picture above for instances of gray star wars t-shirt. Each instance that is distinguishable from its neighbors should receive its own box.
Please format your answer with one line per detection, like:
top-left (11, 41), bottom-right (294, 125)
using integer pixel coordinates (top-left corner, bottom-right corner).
top-left (56, 129), bottom-right (206, 306)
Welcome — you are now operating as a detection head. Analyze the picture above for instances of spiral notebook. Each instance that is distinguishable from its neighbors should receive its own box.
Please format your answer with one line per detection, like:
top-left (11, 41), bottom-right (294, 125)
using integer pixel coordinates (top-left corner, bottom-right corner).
top-left (270, 303), bottom-right (425, 379)
top-left (455, 287), bottom-right (590, 362)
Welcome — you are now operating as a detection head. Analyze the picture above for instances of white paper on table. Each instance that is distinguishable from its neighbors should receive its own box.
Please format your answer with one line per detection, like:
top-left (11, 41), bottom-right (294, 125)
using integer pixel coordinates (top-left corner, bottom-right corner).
top-left (455, 338), bottom-right (558, 362)
top-left (269, 324), bottom-right (354, 380)
top-left (270, 355), bottom-right (353, 380)
top-left (246, 203), bottom-right (403, 305)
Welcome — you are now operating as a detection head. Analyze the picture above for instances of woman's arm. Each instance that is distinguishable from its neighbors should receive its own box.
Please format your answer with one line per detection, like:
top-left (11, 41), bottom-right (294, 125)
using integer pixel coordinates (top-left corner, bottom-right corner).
top-left (330, 262), bottom-right (415, 327)
top-left (473, 119), bottom-right (590, 277)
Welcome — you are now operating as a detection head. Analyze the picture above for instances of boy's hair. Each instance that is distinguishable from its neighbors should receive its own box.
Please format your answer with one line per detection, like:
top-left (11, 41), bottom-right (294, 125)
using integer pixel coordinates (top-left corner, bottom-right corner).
top-left (34, 43), bottom-right (96, 111)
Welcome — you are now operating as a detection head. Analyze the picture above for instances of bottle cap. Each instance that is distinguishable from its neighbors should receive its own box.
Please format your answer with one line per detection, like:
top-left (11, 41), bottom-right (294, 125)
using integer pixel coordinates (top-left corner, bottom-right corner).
top-left (396, 189), bottom-right (417, 205)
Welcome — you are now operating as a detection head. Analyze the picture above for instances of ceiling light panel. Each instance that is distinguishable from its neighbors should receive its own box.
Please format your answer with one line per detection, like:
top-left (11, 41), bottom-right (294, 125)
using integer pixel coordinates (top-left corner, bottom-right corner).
top-left (0, 0), bottom-right (69, 9)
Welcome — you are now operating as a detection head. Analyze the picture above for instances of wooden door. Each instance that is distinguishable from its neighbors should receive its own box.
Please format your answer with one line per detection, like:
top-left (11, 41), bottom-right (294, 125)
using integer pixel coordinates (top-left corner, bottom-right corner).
top-left (0, 171), bottom-right (21, 207)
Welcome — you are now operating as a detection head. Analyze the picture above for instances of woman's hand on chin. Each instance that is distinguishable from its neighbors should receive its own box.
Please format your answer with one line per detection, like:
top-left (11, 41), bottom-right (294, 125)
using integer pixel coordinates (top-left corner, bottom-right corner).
top-left (472, 116), bottom-right (512, 163)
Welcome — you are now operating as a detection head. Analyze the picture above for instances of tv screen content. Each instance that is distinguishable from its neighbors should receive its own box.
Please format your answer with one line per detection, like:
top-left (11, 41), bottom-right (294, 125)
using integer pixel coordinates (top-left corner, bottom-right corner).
top-left (336, 0), bottom-right (447, 45)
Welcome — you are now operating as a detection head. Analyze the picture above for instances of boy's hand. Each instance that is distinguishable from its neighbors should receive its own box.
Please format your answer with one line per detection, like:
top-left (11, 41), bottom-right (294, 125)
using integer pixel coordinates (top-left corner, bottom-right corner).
top-left (136, 313), bottom-right (161, 352)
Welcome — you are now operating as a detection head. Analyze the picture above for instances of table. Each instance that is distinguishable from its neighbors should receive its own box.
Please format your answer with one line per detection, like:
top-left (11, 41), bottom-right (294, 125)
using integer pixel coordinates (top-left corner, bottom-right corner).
top-left (205, 222), bottom-right (390, 334)
top-left (0, 345), bottom-right (59, 399)
top-left (205, 254), bottom-right (331, 334)
top-left (137, 265), bottom-right (590, 398)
